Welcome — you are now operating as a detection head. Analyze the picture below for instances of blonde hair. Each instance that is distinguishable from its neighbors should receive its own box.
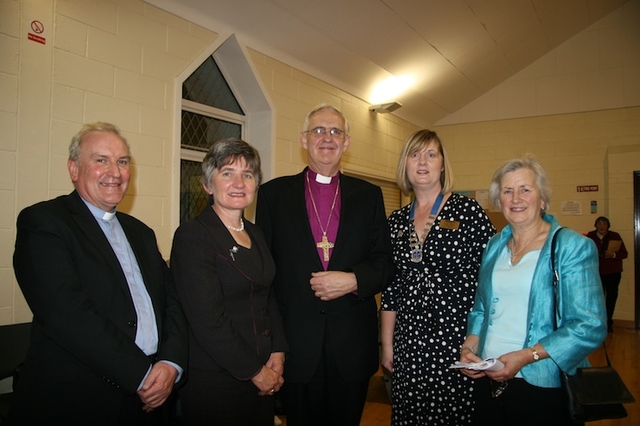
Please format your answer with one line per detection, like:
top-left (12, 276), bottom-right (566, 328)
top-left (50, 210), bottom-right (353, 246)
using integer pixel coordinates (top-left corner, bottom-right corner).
top-left (396, 129), bottom-right (453, 196)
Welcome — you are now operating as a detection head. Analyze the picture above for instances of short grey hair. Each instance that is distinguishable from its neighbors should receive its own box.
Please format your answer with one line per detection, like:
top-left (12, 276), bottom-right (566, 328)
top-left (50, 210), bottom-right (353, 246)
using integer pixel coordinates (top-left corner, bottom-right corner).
top-left (202, 137), bottom-right (262, 190)
top-left (489, 154), bottom-right (551, 215)
top-left (69, 122), bottom-right (130, 161)
top-left (302, 103), bottom-right (350, 134)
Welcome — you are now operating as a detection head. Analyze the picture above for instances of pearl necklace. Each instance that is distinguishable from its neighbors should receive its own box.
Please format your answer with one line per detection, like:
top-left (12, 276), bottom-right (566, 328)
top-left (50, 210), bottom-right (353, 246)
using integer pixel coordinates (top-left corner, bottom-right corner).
top-left (225, 218), bottom-right (244, 232)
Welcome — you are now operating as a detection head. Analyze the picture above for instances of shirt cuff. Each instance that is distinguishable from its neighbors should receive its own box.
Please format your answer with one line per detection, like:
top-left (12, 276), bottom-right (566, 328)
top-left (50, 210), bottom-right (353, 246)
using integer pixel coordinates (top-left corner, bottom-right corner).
top-left (159, 360), bottom-right (184, 383)
top-left (136, 361), bottom-right (184, 391)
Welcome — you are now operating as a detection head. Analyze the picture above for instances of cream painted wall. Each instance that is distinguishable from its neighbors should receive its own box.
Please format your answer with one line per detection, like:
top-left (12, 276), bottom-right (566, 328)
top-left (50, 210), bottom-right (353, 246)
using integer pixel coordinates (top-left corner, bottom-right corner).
top-left (432, 0), bottom-right (640, 323)
top-left (434, 110), bottom-right (640, 322)
top-left (1, 0), bottom-right (219, 324)
top-left (246, 48), bottom-right (416, 181)
top-left (607, 145), bottom-right (640, 322)
top-left (1, 0), bottom-right (637, 325)
top-left (0, 0), bottom-right (416, 324)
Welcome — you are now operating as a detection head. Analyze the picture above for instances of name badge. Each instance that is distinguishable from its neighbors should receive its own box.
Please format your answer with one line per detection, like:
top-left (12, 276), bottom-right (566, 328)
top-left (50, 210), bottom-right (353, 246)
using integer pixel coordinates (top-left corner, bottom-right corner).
top-left (440, 220), bottom-right (460, 230)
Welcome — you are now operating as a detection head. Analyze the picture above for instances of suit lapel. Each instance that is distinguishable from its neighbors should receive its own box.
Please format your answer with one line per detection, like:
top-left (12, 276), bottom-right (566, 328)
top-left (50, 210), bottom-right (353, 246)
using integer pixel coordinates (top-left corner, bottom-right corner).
top-left (198, 207), bottom-right (269, 287)
top-left (285, 171), bottom-right (323, 270)
top-left (65, 192), bottom-right (130, 291)
top-left (328, 174), bottom-right (353, 269)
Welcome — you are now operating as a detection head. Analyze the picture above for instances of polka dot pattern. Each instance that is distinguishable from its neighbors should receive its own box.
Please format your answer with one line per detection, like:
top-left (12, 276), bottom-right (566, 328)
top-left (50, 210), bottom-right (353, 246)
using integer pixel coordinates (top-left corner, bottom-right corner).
top-left (382, 193), bottom-right (495, 425)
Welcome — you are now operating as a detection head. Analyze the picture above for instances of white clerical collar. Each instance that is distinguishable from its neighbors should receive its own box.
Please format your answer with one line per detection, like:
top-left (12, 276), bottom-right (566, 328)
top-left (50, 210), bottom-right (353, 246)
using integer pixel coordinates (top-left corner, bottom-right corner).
top-left (315, 173), bottom-right (332, 184)
top-left (79, 195), bottom-right (117, 222)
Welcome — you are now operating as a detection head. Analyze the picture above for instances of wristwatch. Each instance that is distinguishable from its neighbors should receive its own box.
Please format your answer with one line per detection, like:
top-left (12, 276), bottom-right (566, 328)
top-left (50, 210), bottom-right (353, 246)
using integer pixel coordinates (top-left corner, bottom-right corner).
top-left (531, 347), bottom-right (540, 361)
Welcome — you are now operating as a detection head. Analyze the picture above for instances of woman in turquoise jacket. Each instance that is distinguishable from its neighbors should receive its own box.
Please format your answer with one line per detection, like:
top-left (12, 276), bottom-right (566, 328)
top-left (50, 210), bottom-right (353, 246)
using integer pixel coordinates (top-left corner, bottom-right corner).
top-left (459, 155), bottom-right (606, 426)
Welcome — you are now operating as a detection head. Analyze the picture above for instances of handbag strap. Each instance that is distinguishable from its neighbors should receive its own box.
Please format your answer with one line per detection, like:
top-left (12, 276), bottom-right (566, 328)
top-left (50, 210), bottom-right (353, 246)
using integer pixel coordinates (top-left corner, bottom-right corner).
top-left (550, 227), bottom-right (611, 366)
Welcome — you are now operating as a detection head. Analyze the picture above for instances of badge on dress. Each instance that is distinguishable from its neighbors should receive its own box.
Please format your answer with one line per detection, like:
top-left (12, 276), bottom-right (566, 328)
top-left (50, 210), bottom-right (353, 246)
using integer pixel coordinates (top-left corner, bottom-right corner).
top-left (440, 220), bottom-right (460, 230)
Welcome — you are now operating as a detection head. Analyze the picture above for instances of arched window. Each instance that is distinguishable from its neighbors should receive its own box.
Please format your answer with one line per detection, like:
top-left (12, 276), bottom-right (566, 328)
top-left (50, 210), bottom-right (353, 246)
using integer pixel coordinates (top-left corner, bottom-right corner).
top-left (178, 35), bottom-right (272, 224)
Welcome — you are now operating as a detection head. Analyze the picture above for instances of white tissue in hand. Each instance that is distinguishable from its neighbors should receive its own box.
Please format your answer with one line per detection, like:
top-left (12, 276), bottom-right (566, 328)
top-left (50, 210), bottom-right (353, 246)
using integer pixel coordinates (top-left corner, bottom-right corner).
top-left (449, 358), bottom-right (504, 371)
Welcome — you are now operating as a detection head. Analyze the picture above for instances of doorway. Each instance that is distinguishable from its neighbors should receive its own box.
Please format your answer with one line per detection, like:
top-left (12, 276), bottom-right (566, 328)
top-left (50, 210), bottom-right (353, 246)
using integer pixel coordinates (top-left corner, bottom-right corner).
top-left (634, 171), bottom-right (640, 328)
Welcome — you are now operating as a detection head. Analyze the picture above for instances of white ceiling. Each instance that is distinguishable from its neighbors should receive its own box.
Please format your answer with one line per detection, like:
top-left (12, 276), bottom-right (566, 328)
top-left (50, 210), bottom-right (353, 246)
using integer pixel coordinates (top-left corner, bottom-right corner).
top-left (148, 0), bottom-right (630, 128)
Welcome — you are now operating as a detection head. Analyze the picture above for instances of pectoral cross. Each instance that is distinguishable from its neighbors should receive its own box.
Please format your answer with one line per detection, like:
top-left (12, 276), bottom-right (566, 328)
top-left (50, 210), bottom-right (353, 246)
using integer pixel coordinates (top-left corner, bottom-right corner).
top-left (316, 234), bottom-right (334, 262)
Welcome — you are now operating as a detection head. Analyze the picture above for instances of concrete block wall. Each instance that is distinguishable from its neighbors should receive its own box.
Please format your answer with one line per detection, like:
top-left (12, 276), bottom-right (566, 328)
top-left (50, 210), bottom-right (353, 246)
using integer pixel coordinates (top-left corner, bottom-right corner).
top-left (247, 49), bottom-right (415, 181)
top-left (0, 0), bottom-right (416, 324)
top-left (1, 0), bottom-right (638, 325)
top-left (432, 0), bottom-right (640, 323)
top-left (1, 0), bottom-right (220, 324)
top-left (435, 109), bottom-right (640, 322)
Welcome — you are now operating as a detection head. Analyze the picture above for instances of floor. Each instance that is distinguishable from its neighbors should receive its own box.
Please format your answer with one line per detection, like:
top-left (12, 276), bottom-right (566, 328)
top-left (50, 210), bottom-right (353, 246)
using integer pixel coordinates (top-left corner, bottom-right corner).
top-left (588, 321), bottom-right (639, 426)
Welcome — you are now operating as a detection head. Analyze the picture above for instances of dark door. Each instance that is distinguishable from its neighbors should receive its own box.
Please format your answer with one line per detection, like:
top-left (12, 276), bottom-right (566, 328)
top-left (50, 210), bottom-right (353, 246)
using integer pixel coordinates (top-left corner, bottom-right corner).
top-left (634, 171), bottom-right (640, 328)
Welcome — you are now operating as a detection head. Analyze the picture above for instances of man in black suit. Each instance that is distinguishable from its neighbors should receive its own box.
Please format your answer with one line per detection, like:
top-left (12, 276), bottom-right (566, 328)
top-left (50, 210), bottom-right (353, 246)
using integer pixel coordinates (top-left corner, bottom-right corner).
top-left (9, 122), bottom-right (188, 425)
top-left (256, 104), bottom-right (393, 425)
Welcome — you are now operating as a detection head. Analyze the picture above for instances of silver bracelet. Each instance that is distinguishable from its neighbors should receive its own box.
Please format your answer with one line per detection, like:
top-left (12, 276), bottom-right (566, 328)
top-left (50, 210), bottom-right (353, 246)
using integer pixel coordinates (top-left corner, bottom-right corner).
top-left (461, 344), bottom-right (476, 354)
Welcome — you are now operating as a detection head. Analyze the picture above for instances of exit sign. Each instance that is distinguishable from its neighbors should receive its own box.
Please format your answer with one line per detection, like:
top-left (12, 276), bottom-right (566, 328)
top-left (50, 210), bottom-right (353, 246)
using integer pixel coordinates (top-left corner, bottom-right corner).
top-left (577, 185), bottom-right (599, 192)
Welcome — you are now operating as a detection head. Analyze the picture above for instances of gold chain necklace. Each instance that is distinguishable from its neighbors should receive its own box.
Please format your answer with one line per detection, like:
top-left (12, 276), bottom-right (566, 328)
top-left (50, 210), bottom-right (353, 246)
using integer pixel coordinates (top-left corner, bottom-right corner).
top-left (306, 171), bottom-right (340, 261)
top-left (408, 193), bottom-right (444, 263)
top-left (510, 225), bottom-right (544, 259)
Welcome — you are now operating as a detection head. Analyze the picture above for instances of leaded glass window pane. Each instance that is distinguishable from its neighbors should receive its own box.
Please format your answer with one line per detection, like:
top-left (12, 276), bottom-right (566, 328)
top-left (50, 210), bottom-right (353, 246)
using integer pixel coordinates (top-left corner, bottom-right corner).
top-left (181, 110), bottom-right (242, 152)
top-left (183, 56), bottom-right (244, 115)
top-left (180, 159), bottom-right (209, 223)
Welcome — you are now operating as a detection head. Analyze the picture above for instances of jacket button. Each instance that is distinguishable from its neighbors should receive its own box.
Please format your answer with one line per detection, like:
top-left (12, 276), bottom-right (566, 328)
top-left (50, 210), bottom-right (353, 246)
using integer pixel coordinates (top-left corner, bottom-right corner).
top-left (320, 310), bottom-right (326, 316)
top-left (127, 321), bottom-right (136, 328)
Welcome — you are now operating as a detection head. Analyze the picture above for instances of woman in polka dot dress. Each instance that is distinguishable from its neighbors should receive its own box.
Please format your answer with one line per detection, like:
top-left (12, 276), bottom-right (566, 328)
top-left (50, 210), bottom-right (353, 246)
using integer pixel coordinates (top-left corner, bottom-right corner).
top-left (381, 130), bottom-right (495, 425)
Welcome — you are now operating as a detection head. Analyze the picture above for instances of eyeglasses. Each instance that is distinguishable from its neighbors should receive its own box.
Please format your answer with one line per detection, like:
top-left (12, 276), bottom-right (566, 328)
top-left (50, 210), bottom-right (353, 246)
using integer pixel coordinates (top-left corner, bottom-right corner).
top-left (305, 127), bottom-right (346, 139)
top-left (491, 380), bottom-right (508, 398)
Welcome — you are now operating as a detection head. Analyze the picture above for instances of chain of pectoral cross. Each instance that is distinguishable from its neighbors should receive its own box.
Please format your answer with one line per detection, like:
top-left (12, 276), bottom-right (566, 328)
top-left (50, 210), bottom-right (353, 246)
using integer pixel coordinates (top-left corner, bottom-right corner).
top-left (306, 171), bottom-right (340, 262)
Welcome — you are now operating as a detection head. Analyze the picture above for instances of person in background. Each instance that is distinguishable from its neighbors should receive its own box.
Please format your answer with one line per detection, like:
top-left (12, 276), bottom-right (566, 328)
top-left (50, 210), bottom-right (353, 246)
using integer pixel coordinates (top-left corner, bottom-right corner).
top-left (9, 122), bottom-right (188, 425)
top-left (460, 155), bottom-right (606, 426)
top-left (380, 129), bottom-right (495, 425)
top-left (170, 138), bottom-right (287, 425)
top-left (586, 216), bottom-right (628, 332)
top-left (255, 104), bottom-right (393, 426)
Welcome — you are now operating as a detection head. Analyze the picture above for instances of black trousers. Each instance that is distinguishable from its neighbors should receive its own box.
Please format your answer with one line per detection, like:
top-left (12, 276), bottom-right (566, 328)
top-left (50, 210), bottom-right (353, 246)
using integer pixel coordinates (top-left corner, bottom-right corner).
top-left (118, 392), bottom-right (176, 426)
top-left (8, 381), bottom-right (176, 426)
top-left (472, 377), bottom-right (580, 426)
top-left (601, 272), bottom-right (622, 329)
top-left (283, 338), bottom-right (370, 426)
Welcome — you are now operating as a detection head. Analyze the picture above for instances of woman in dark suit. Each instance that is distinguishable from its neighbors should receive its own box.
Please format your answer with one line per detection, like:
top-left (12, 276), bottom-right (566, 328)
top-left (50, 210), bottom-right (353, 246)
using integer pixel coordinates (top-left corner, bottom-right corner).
top-left (170, 138), bottom-right (287, 425)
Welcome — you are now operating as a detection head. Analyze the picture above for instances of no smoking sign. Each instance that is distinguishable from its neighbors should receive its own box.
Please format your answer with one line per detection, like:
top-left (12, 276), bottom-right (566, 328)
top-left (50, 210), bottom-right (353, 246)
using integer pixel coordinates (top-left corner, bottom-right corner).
top-left (28, 20), bottom-right (46, 45)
